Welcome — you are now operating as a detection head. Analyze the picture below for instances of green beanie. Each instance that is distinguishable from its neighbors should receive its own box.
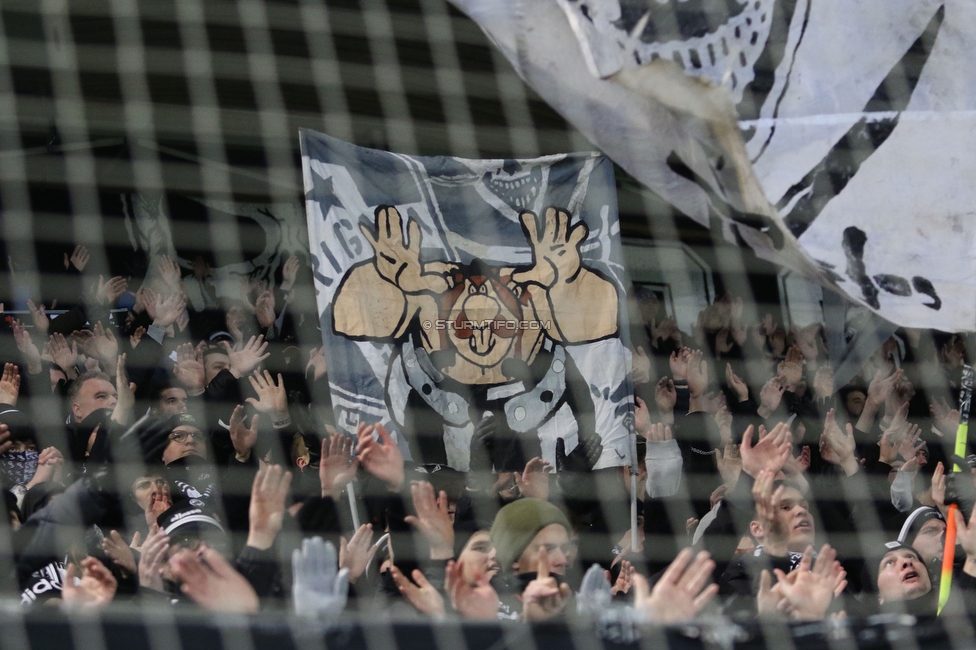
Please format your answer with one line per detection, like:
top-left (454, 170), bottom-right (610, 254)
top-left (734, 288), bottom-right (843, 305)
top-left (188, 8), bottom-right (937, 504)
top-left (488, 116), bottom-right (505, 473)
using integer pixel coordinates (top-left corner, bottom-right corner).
top-left (490, 498), bottom-right (571, 573)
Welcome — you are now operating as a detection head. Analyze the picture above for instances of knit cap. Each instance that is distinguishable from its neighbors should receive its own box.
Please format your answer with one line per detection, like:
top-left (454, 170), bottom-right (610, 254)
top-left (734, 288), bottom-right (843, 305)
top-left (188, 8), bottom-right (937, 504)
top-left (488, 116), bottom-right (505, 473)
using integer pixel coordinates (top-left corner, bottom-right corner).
top-left (489, 498), bottom-right (571, 573)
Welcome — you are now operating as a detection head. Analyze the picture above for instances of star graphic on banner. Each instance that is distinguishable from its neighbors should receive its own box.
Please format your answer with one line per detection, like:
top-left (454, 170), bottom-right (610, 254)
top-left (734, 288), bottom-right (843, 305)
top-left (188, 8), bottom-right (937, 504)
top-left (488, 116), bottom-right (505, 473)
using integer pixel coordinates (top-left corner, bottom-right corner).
top-left (308, 172), bottom-right (344, 218)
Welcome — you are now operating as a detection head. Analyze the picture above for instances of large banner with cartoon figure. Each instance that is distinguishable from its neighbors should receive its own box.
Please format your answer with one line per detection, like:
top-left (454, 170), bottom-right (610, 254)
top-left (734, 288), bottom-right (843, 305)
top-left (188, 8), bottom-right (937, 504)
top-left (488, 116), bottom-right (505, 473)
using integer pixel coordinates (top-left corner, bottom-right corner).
top-left (300, 130), bottom-right (633, 472)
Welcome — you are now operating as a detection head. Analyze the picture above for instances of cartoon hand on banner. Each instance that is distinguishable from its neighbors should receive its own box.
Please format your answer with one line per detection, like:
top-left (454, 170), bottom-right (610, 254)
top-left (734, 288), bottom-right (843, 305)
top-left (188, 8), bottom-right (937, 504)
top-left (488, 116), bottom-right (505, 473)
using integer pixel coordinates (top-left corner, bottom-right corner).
top-left (360, 206), bottom-right (454, 295)
top-left (512, 207), bottom-right (587, 289)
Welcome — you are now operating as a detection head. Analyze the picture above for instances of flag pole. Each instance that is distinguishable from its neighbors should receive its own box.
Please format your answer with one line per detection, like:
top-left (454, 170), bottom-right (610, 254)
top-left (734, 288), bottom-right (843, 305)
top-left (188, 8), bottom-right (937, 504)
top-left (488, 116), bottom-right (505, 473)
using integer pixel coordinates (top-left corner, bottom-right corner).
top-left (938, 364), bottom-right (973, 615)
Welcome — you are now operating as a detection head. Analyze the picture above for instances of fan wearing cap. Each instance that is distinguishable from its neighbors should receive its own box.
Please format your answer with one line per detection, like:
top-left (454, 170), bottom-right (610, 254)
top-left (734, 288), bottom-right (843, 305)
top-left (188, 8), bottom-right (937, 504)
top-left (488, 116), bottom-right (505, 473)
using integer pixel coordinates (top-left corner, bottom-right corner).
top-left (489, 498), bottom-right (574, 620)
top-left (864, 541), bottom-right (940, 615)
top-left (121, 413), bottom-right (220, 508)
top-left (896, 506), bottom-right (946, 567)
top-left (147, 463), bottom-right (292, 608)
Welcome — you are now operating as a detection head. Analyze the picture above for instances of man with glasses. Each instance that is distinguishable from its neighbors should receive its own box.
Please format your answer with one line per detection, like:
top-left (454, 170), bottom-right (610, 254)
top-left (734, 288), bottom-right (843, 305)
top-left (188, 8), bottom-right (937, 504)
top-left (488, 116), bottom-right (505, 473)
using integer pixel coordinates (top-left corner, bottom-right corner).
top-left (162, 422), bottom-right (208, 465)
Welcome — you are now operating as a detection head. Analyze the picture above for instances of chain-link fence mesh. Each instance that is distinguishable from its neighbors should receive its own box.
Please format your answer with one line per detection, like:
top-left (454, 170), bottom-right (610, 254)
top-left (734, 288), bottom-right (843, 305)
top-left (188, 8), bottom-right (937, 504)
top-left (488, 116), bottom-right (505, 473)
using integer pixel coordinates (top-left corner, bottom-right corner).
top-left (0, 0), bottom-right (973, 648)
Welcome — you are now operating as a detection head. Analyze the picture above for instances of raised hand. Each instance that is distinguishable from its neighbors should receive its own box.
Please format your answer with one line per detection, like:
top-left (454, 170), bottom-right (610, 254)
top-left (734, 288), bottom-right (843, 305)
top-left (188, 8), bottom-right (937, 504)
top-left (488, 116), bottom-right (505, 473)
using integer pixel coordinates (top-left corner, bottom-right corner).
top-left (88, 321), bottom-right (120, 369)
top-left (931, 397), bottom-right (961, 436)
top-left (319, 431), bottom-right (358, 499)
top-left (757, 376), bottom-right (786, 418)
top-left (519, 548), bottom-right (571, 621)
top-left (725, 363), bottom-right (749, 402)
top-left (867, 368), bottom-right (904, 409)
top-left (669, 347), bottom-right (691, 382)
top-left (931, 462), bottom-right (947, 511)
top-left (0, 363), bottom-right (20, 406)
top-left (360, 206), bottom-right (452, 294)
top-left (138, 286), bottom-right (156, 318)
top-left (769, 544), bottom-right (846, 620)
top-left (577, 564), bottom-right (613, 616)
top-left (111, 354), bottom-right (137, 426)
top-left (612, 560), bottom-right (635, 596)
top-left (687, 349), bottom-right (708, 397)
top-left (654, 377), bottom-right (677, 418)
top-left (777, 346), bottom-right (804, 387)
top-left (390, 566), bottom-right (445, 619)
top-left (634, 396), bottom-right (652, 438)
top-left (715, 442), bottom-right (742, 488)
top-left (138, 526), bottom-right (169, 591)
top-left (510, 207), bottom-right (587, 290)
top-left (405, 481), bottom-right (455, 560)
top-left (633, 548), bottom-right (718, 624)
top-left (281, 254), bottom-right (301, 293)
top-left (740, 423), bottom-right (792, 479)
top-left (307, 346), bottom-right (328, 382)
top-left (356, 423), bottom-right (404, 490)
top-left (782, 445), bottom-right (811, 477)
top-left (752, 468), bottom-right (786, 538)
top-left (254, 290), bottom-right (277, 329)
top-left (95, 275), bottom-right (128, 306)
top-left (145, 489), bottom-right (173, 528)
top-left (173, 342), bottom-right (205, 392)
top-left (643, 422), bottom-right (673, 443)
top-left (27, 300), bottom-right (49, 335)
top-left (292, 537), bottom-right (350, 618)
top-left (246, 370), bottom-right (290, 425)
top-left (12, 321), bottom-right (42, 375)
top-left (154, 255), bottom-right (183, 291)
top-left (152, 291), bottom-right (186, 329)
top-left (247, 463), bottom-right (292, 550)
top-left (446, 558), bottom-right (499, 620)
top-left (820, 409), bottom-right (858, 475)
top-left (169, 545), bottom-right (259, 613)
top-left (221, 335), bottom-right (270, 378)
top-left (0, 425), bottom-right (12, 457)
top-left (813, 365), bottom-right (834, 399)
top-left (102, 530), bottom-right (137, 575)
top-left (229, 405), bottom-right (259, 462)
top-left (555, 434), bottom-right (603, 474)
top-left (339, 523), bottom-right (377, 584)
top-left (515, 456), bottom-right (552, 500)
top-left (48, 332), bottom-right (79, 377)
top-left (63, 558), bottom-right (117, 608)
top-left (631, 346), bottom-right (651, 385)
top-left (66, 245), bottom-right (90, 272)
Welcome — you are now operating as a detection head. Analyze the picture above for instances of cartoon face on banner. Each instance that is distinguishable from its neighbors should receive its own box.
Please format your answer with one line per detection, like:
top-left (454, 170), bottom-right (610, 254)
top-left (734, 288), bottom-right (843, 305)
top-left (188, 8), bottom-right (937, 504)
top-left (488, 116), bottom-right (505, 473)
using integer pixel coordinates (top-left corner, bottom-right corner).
top-left (301, 130), bottom-right (633, 472)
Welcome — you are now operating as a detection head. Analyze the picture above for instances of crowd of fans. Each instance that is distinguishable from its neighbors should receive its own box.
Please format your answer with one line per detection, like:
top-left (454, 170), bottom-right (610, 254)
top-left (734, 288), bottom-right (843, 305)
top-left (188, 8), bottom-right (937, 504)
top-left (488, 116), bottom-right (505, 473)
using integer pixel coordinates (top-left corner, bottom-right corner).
top-left (0, 243), bottom-right (971, 629)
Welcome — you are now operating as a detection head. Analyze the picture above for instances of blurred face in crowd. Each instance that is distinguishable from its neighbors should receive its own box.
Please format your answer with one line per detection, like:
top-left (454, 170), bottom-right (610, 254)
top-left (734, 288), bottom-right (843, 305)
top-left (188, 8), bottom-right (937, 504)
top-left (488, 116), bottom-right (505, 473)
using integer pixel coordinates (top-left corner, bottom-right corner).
top-left (71, 378), bottom-right (117, 422)
top-left (131, 475), bottom-right (170, 512)
top-left (844, 390), bottom-right (866, 420)
top-left (458, 531), bottom-right (500, 583)
top-left (161, 425), bottom-right (207, 464)
top-left (8, 440), bottom-right (37, 452)
top-left (513, 523), bottom-right (571, 576)
top-left (155, 388), bottom-right (189, 415)
top-left (911, 518), bottom-right (946, 564)
top-left (204, 352), bottom-right (231, 384)
top-left (877, 548), bottom-right (931, 604)
top-left (757, 485), bottom-right (815, 553)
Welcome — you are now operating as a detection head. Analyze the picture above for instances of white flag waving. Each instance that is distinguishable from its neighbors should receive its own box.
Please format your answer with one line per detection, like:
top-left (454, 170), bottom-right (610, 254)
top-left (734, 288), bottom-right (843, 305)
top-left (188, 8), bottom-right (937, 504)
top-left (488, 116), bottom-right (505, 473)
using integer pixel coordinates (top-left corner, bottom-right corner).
top-left (451, 0), bottom-right (976, 331)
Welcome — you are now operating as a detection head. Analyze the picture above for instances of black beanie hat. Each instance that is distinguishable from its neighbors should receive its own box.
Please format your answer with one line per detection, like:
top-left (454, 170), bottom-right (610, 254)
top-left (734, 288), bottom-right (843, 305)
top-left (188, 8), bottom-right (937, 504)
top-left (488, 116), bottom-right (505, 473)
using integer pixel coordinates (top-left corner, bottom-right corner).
top-left (119, 413), bottom-right (201, 467)
top-left (862, 540), bottom-right (924, 594)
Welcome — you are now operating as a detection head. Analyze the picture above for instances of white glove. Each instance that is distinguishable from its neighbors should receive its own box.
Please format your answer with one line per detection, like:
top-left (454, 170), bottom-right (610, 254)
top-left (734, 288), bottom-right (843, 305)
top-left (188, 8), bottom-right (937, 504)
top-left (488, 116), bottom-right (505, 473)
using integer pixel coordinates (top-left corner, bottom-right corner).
top-left (292, 537), bottom-right (350, 619)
